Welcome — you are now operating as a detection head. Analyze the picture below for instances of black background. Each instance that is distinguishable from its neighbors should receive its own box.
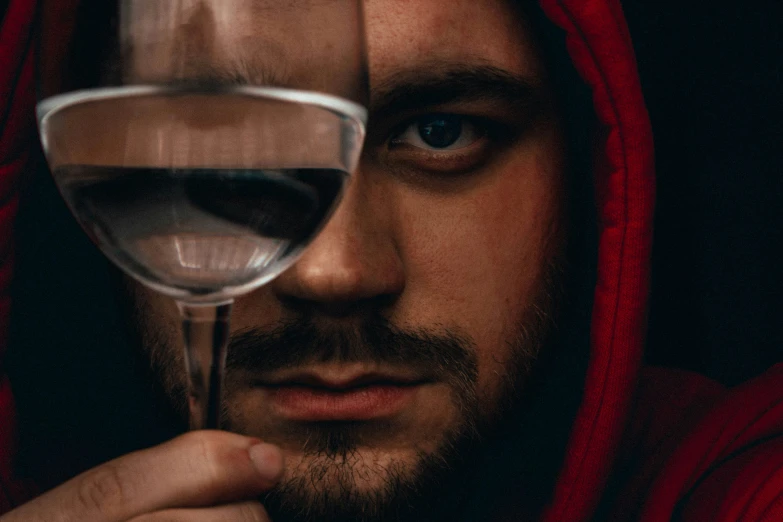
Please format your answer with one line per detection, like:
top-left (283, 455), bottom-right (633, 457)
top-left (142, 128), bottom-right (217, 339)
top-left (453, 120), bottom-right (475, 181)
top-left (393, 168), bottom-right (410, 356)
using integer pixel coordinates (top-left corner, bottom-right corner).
top-left (621, 2), bottom-right (782, 384)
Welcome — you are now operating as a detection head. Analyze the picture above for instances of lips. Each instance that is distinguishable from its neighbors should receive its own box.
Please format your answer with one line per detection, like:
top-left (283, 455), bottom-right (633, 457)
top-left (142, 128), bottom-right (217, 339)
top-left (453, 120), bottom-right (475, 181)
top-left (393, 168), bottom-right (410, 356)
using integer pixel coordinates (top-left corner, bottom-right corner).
top-left (255, 369), bottom-right (429, 421)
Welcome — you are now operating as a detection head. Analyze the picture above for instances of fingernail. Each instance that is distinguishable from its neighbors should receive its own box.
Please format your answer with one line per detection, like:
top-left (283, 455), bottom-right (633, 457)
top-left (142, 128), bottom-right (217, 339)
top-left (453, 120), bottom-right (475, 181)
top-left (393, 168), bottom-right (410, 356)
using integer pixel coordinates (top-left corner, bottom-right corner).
top-left (249, 443), bottom-right (284, 482)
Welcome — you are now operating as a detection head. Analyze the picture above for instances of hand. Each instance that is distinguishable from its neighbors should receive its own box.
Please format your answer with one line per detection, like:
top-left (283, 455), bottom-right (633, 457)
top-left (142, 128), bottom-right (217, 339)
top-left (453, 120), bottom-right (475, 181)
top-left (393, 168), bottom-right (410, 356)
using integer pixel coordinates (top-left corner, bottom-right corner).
top-left (0, 431), bottom-right (283, 521)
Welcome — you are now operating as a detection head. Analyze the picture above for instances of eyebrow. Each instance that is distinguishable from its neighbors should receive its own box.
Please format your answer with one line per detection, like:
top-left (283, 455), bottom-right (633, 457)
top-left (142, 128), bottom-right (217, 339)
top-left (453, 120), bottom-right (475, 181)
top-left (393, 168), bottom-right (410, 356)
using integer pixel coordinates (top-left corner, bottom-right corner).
top-left (155, 62), bottom-right (544, 119)
top-left (157, 62), bottom-right (291, 90)
top-left (369, 64), bottom-right (544, 118)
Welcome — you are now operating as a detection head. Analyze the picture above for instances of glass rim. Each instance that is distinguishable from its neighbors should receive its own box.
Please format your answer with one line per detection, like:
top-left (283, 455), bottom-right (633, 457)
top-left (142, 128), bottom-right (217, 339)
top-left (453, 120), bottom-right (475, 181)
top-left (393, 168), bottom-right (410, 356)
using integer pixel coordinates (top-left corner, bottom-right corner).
top-left (37, 85), bottom-right (368, 127)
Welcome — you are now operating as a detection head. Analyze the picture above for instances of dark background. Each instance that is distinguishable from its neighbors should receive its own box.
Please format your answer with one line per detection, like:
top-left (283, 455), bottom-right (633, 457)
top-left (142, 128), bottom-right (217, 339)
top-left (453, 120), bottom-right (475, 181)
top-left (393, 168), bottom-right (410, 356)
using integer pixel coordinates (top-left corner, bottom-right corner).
top-left (621, 2), bottom-right (782, 385)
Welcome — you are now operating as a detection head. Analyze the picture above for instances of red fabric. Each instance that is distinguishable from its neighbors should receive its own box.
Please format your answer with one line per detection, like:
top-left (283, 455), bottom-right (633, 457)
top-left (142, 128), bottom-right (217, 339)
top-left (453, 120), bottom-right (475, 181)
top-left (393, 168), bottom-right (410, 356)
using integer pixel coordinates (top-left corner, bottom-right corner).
top-left (605, 367), bottom-right (783, 521)
top-left (536, 0), bottom-right (655, 519)
top-left (637, 364), bottom-right (783, 522)
top-left (608, 367), bottom-right (727, 520)
top-left (0, 0), bottom-right (39, 512)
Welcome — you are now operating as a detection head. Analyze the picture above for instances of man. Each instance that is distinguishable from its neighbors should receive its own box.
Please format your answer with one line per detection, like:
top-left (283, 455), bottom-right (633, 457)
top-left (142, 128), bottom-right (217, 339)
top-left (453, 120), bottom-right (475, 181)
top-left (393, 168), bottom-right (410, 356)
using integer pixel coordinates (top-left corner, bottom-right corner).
top-left (1, 0), bottom-right (782, 521)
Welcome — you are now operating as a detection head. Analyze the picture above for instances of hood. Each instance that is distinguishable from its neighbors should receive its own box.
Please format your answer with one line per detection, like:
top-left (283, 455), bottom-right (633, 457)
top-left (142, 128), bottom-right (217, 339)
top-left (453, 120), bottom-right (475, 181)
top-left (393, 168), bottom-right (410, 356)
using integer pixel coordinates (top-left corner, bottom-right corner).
top-left (535, 1), bottom-right (654, 519)
top-left (0, 0), bottom-right (655, 520)
top-left (0, 0), bottom-right (36, 510)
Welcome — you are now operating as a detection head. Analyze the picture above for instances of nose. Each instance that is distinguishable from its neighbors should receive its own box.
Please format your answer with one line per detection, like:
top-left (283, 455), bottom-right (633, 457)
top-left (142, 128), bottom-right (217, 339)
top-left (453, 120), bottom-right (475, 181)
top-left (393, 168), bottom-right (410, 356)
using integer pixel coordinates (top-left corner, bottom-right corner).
top-left (269, 171), bottom-right (405, 314)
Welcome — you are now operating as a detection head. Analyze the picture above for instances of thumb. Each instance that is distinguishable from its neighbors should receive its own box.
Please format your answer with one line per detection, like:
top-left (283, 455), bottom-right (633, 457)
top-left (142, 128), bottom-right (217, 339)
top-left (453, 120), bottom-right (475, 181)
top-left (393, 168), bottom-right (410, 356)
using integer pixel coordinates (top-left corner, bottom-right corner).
top-left (0, 431), bottom-right (284, 522)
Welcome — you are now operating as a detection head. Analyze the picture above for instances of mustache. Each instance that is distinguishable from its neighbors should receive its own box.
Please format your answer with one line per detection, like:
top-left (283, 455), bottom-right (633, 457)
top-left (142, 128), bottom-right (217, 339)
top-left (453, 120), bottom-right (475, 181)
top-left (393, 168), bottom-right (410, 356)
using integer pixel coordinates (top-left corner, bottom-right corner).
top-left (225, 315), bottom-right (478, 386)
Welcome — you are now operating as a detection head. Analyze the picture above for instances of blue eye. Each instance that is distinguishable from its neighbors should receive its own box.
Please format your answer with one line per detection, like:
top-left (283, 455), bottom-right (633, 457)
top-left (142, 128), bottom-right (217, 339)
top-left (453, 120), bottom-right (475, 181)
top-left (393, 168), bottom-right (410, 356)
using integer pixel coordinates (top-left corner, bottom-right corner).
top-left (392, 114), bottom-right (483, 151)
top-left (418, 114), bottom-right (463, 148)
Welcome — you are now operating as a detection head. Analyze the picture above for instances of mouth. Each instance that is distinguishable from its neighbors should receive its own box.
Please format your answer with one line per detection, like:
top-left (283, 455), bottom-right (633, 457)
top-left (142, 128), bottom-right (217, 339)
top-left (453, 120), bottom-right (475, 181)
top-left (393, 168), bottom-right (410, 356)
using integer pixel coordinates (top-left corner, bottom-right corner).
top-left (252, 368), bottom-right (432, 421)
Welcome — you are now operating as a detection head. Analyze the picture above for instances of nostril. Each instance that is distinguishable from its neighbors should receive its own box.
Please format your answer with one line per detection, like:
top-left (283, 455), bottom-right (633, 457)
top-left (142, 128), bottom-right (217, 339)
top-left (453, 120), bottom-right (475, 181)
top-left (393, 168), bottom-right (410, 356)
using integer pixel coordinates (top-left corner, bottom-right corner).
top-left (277, 293), bottom-right (400, 319)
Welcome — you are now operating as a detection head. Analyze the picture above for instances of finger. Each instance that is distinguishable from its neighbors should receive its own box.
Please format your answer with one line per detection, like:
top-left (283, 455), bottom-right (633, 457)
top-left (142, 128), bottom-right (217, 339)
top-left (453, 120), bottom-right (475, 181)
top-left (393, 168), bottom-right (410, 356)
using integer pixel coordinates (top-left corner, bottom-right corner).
top-left (0, 431), bottom-right (283, 522)
top-left (127, 501), bottom-right (270, 522)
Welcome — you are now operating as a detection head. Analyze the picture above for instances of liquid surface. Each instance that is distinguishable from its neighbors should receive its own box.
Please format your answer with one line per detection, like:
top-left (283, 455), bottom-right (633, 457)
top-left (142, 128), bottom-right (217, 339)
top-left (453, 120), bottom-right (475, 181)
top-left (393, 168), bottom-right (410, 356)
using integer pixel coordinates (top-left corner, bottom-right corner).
top-left (39, 86), bottom-right (364, 302)
top-left (57, 166), bottom-right (347, 300)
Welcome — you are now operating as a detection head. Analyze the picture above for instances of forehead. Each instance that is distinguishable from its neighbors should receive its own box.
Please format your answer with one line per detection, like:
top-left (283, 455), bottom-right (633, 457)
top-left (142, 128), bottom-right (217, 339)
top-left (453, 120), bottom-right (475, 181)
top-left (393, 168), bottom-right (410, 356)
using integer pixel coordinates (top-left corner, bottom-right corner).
top-left (365, 0), bottom-right (542, 81)
top-left (126, 0), bottom-right (541, 96)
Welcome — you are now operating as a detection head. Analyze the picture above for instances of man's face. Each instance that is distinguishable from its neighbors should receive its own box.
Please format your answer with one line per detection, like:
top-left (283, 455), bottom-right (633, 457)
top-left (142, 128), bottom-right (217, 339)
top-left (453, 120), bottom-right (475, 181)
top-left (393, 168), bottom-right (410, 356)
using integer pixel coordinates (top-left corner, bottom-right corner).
top-left (130, 0), bottom-right (566, 519)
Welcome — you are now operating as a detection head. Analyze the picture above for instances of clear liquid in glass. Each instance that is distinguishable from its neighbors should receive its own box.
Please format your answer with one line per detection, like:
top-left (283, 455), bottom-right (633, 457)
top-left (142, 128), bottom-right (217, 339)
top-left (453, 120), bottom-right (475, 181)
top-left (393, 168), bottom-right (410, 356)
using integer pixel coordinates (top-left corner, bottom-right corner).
top-left (38, 86), bottom-right (365, 303)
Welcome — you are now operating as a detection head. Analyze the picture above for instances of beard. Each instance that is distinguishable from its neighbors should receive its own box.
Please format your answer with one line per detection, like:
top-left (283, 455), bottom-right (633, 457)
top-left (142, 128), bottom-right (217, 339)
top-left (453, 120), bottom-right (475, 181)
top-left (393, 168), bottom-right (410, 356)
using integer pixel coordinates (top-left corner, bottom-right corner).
top-left (224, 317), bottom-right (482, 522)
top-left (131, 260), bottom-right (563, 522)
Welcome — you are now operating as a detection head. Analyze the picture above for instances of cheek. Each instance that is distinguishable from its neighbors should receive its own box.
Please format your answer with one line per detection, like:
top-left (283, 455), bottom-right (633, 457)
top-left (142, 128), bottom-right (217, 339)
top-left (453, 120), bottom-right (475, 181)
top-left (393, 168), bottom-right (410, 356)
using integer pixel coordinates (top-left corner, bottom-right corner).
top-left (125, 282), bottom-right (191, 402)
top-left (130, 283), bottom-right (182, 345)
top-left (392, 140), bottom-right (564, 392)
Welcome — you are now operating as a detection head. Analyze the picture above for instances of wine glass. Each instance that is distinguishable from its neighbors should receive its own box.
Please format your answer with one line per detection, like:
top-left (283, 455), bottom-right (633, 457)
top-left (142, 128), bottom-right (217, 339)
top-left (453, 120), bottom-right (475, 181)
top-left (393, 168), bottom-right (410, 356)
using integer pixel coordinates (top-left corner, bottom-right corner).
top-left (35, 0), bottom-right (368, 430)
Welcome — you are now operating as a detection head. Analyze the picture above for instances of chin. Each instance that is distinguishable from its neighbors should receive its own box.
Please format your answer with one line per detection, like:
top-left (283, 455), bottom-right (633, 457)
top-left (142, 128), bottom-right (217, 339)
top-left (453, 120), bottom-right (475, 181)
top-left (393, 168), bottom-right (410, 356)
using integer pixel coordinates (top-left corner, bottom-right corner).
top-left (282, 445), bottom-right (419, 494)
top-left (261, 440), bottom-right (470, 522)
top-left (240, 394), bottom-right (483, 522)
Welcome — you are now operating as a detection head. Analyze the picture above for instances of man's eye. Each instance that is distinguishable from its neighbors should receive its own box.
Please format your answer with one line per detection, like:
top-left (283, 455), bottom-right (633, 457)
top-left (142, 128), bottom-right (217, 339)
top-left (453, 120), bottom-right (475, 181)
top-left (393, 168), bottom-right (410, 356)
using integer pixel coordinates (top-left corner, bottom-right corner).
top-left (390, 114), bottom-right (484, 151)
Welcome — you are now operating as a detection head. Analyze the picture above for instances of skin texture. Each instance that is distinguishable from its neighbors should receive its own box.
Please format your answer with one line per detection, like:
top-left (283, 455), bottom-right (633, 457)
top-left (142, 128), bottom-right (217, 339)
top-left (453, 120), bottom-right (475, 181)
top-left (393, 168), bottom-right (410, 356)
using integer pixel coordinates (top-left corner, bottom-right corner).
top-left (2, 0), bottom-right (567, 521)
top-left (130, 0), bottom-right (567, 519)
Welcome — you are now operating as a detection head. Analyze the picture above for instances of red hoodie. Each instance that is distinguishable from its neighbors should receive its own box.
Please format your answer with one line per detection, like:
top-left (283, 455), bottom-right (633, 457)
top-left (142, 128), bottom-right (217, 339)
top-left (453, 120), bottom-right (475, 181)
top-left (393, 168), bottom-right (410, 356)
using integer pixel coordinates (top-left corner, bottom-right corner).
top-left (1, 0), bottom-right (782, 520)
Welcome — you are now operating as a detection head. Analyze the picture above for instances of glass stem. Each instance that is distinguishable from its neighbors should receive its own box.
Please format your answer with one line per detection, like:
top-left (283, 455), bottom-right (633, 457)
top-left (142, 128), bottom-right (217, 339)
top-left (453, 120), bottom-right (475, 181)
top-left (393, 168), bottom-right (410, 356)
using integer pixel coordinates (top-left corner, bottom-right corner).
top-left (177, 300), bottom-right (234, 430)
